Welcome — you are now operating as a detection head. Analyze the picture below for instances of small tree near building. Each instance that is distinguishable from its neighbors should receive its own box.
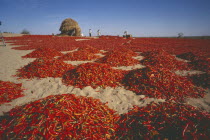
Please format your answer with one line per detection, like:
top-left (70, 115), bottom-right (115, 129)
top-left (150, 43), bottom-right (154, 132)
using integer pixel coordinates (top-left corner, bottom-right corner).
top-left (178, 32), bottom-right (184, 38)
top-left (21, 29), bottom-right (30, 34)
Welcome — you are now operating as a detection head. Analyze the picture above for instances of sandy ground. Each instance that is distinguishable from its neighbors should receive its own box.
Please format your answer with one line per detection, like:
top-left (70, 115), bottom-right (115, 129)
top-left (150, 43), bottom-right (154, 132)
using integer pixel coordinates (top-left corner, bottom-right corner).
top-left (1, 33), bottom-right (23, 37)
top-left (0, 33), bottom-right (209, 116)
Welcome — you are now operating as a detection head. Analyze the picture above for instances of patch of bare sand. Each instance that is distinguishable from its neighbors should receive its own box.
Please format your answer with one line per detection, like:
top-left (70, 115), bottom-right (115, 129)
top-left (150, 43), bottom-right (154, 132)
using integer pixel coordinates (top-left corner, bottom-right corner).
top-left (0, 41), bottom-right (209, 116)
top-left (2, 33), bottom-right (23, 37)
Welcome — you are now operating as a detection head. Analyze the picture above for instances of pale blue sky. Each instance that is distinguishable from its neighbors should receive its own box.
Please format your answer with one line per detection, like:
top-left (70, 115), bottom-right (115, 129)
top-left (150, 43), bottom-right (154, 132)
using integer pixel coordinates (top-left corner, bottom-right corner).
top-left (0, 0), bottom-right (210, 37)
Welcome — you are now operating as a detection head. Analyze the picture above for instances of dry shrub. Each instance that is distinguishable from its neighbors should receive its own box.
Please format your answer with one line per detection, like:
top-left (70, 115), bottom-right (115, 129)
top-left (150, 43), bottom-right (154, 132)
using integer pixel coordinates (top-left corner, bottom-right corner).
top-left (59, 18), bottom-right (81, 36)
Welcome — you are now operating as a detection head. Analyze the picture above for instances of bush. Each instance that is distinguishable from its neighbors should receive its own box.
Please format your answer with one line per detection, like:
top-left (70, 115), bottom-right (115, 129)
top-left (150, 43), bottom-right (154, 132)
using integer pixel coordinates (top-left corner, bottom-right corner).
top-left (178, 32), bottom-right (184, 38)
top-left (21, 29), bottom-right (30, 34)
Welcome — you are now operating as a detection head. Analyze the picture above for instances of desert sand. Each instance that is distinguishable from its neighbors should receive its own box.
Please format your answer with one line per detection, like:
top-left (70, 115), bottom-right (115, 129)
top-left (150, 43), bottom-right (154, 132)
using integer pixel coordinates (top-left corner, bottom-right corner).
top-left (0, 33), bottom-right (209, 116)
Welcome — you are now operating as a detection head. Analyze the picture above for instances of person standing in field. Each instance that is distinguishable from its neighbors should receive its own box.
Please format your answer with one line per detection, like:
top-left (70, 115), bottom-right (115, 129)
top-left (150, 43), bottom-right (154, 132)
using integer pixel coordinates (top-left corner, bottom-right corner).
top-left (97, 29), bottom-right (101, 37)
top-left (89, 29), bottom-right (92, 37)
top-left (71, 28), bottom-right (76, 36)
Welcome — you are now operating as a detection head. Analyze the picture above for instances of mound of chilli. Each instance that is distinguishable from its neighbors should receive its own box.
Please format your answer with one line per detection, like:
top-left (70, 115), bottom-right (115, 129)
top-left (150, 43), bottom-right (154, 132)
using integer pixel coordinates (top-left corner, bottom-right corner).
top-left (141, 50), bottom-right (191, 71)
top-left (17, 57), bottom-right (74, 78)
top-left (0, 81), bottom-right (24, 105)
top-left (22, 47), bottom-right (63, 58)
top-left (122, 67), bottom-right (205, 101)
top-left (0, 94), bottom-right (120, 140)
top-left (62, 62), bottom-right (127, 88)
top-left (116, 102), bottom-right (210, 140)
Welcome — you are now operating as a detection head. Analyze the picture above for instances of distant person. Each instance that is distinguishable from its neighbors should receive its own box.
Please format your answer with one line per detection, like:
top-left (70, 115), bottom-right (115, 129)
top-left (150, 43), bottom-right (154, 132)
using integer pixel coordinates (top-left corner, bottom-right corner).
top-left (124, 31), bottom-right (128, 36)
top-left (71, 28), bottom-right (76, 36)
top-left (81, 33), bottom-right (84, 37)
top-left (97, 29), bottom-right (101, 36)
top-left (89, 29), bottom-right (92, 37)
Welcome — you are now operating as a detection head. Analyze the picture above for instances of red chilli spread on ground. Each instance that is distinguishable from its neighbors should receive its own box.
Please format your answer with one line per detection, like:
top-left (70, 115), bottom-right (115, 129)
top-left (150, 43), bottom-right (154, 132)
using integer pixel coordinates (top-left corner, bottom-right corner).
top-left (0, 81), bottom-right (24, 105)
top-left (116, 102), bottom-right (210, 140)
top-left (97, 51), bottom-right (139, 67)
top-left (104, 48), bottom-right (138, 57)
top-left (0, 94), bottom-right (120, 140)
top-left (77, 45), bottom-right (101, 53)
top-left (189, 73), bottom-right (210, 89)
top-left (176, 52), bottom-right (210, 73)
top-left (58, 50), bottom-right (100, 61)
top-left (22, 47), bottom-right (63, 58)
top-left (17, 57), bottom-right (74, 78)
top-left (62, 62), bottom-right (126, 88)
top-left (176, 52), bottom-right (204, 61)
top-left (122, 67), bottom-right (205, 101)
top-left (141, 50), bottom-right (191, 71)
top-left (189, 58), bottom-right (210, 73)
